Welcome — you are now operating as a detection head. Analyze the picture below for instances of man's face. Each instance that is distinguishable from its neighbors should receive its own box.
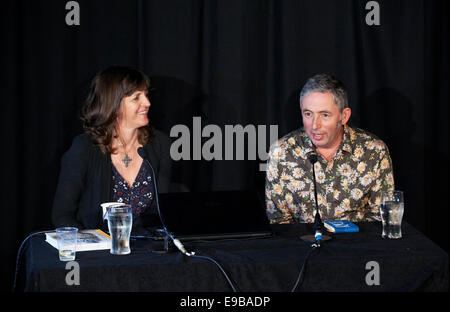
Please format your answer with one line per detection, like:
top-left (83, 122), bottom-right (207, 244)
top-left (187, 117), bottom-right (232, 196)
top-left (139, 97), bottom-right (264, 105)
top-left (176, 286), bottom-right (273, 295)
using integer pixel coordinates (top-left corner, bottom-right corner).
top-left (301, 91), bottom-right (351, 150)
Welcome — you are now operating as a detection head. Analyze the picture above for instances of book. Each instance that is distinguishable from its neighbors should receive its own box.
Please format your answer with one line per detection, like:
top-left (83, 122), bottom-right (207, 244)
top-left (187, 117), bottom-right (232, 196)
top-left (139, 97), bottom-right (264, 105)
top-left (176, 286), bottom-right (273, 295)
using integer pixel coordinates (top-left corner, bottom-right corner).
top-left (324, 220), bottom-right (359, 233)
top-left (45, 229), bottom-right (111, 252)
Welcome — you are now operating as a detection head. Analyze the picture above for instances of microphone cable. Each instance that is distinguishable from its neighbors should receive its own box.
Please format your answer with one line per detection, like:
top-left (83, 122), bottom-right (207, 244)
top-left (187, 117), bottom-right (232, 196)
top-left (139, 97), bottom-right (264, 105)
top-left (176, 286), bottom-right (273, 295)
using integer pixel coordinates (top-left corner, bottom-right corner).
top-left (12, 230), bottom-right (54, 292)
top-left (290, 239), bottom-right (320, 292)
top-left (138, 147), bottom-right (238, 292)
top-left (188, 253), bottom-right (238, 292)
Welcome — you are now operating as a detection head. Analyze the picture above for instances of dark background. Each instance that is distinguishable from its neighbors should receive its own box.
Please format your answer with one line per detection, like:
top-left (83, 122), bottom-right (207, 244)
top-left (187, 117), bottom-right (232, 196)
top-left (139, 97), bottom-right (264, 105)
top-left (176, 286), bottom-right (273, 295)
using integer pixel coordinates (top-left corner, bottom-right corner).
top-left (1, 0), bottom-right (448, 292)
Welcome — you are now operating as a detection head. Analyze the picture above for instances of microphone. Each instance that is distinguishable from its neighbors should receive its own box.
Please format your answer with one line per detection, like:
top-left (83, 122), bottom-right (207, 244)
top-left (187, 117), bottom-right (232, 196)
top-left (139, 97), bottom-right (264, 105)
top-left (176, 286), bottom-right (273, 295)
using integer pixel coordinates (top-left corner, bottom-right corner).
top-left (137, 147), bottom-right (194, 256)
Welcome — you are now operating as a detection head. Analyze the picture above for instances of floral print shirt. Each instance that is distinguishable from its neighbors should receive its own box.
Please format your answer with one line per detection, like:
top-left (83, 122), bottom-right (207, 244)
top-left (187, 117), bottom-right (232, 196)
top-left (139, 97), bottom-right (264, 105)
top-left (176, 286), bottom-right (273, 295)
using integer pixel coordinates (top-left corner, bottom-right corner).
top-left (112, 160), bottom-right (154, 218)
top-left (265, 125), bottom-right (395, 224)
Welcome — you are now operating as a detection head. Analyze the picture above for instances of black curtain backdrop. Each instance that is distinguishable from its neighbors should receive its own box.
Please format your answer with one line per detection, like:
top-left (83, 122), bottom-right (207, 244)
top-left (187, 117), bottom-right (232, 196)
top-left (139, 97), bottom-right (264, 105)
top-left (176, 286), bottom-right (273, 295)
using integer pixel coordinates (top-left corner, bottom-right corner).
top-left (1, 0), bottom-right (448, 291)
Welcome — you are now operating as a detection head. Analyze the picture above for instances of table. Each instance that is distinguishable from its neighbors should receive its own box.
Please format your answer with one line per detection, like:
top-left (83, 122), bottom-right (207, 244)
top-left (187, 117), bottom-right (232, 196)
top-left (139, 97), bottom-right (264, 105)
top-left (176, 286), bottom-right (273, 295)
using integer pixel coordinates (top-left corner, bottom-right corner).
top-left (21, 222), bottom-right (448, 292)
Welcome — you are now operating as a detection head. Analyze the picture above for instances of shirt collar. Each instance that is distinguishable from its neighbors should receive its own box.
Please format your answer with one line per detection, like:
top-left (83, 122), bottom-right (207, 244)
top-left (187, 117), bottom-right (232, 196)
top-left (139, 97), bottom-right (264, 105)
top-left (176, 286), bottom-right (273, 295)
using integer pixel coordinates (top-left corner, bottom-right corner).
top-left (341, 125), bottom-right (354, 154)
top-left (295, 128), bottom-right (315, 155)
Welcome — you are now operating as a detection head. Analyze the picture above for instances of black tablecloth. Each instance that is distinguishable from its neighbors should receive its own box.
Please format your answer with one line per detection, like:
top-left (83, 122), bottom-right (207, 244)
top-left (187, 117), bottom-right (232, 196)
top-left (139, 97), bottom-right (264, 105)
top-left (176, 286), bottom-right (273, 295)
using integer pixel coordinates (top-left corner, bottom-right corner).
top-left (22, 222), bottom-right (448, 292)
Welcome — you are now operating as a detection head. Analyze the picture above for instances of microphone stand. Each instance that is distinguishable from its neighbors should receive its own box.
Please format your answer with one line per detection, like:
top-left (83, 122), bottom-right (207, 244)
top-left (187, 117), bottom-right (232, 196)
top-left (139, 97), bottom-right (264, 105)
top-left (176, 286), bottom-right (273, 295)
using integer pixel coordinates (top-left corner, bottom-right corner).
top-left (300, 153), bottom-right (331, 247)
top-left (310, 156), bottom-right (323, 247)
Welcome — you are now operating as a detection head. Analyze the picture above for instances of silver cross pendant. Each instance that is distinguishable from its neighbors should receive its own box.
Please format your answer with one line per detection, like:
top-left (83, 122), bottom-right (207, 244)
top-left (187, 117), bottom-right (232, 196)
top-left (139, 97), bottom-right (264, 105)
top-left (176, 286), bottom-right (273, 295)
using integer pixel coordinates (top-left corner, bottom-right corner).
top-left (121, 153), bottom-right (132, 167)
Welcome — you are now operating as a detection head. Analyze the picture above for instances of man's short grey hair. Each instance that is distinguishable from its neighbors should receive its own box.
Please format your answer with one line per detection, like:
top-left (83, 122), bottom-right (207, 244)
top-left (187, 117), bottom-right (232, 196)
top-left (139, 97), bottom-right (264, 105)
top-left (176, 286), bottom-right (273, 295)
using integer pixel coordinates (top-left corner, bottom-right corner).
top-left (299, 74), bottom-right (348, 111)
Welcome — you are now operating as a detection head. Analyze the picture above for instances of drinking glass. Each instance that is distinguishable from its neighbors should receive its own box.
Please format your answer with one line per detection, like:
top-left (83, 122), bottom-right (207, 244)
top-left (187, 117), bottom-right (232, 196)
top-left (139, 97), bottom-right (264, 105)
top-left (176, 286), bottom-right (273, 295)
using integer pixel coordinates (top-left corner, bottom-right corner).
top-left (380, 190), bottom-right (404, 239)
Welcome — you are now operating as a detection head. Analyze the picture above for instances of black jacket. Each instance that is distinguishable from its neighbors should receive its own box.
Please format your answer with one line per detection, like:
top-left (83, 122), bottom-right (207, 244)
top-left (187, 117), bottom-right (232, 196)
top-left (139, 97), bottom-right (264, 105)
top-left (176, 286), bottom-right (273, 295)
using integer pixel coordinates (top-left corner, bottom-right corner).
top-left (51, 130), bottom-right (172, 231)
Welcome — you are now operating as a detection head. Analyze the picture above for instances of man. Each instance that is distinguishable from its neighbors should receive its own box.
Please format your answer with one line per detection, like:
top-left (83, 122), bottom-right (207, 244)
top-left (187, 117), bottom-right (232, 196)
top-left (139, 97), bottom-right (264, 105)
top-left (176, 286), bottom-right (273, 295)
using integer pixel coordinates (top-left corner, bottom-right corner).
top-left (266, 74), bottom-right (394, 223)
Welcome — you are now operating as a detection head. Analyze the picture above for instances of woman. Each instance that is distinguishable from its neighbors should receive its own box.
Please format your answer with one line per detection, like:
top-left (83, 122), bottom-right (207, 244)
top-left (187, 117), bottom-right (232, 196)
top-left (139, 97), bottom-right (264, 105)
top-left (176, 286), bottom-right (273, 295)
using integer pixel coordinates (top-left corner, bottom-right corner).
top-left (52, 66), bottom-right (171, 233)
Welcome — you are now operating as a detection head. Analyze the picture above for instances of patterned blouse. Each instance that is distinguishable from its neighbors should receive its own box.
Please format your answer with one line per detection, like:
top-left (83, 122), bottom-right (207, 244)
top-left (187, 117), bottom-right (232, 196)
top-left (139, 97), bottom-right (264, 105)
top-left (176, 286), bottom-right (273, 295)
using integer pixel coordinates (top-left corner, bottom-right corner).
top-left (265, 125), bottom-right (395, 224)
top-left (111, 160), bottom-right (154, 218)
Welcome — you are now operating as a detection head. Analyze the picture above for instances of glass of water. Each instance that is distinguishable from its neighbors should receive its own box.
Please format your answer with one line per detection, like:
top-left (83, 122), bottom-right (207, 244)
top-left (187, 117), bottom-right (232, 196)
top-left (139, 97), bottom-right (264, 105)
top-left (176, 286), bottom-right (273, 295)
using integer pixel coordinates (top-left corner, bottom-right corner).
top-left (106, 204), bottom-right (133, 255)
top-left (380, 190), bottom-right (404, 239)
top-left (56, 227), bottom-right (78, 261)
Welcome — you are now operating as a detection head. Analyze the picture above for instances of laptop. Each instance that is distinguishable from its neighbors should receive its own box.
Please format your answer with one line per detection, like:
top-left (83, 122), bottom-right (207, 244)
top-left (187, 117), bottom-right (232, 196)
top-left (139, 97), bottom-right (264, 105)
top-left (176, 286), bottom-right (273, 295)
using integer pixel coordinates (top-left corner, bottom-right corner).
top-left (153, 190), bottom-right (273, 241)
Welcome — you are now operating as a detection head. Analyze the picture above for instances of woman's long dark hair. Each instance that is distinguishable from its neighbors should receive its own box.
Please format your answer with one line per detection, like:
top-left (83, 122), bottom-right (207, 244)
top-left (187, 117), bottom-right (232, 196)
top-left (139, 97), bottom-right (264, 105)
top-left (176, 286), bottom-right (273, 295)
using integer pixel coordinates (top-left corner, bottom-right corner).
top-left (81, 66), bottom-right (153, 155)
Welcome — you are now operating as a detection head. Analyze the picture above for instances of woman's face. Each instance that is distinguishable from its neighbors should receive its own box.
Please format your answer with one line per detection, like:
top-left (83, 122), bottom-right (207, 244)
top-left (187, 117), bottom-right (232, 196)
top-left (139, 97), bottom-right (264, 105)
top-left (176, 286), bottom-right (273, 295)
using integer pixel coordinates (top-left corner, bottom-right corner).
top-left (117, 89), bottom-right (151, 130)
